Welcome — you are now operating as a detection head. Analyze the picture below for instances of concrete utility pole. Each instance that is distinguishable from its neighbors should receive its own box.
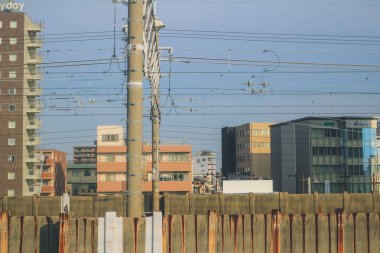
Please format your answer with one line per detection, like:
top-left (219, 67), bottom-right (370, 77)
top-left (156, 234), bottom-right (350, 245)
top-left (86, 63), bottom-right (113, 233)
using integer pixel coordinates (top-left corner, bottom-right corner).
top-left (126, 0), bottom-right (144, 217)
top-left (115, 0), bottom-right (164, 215)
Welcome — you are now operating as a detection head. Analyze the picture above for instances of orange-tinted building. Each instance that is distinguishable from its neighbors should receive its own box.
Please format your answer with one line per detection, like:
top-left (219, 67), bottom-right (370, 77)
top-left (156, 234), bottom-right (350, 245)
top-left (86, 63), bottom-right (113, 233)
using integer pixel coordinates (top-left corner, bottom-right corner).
top-left (97, 126), bottom-right (192, 195)
top-left (40, 150), bottom-right (67, 196)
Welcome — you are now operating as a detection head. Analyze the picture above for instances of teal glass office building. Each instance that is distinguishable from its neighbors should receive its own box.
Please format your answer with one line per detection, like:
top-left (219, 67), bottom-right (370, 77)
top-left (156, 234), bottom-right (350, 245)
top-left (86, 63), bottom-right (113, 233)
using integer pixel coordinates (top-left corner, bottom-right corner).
top-left (271, 117), bottom-right (379, 194)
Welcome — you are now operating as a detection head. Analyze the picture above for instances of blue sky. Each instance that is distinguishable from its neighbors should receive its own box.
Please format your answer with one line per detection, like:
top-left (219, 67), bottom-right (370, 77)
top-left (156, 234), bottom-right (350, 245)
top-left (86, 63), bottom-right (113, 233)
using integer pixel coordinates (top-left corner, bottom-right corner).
top-left (21, 0), bottom-right (380, 168)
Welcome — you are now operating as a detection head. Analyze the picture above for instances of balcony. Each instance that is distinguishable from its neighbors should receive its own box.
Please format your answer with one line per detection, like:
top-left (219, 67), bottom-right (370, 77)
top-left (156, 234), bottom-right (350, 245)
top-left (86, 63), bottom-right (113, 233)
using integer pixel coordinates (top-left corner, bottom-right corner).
top-left (26, 120), bottom-right (41, 130)
top-left (26, 102), bottom-right (42, 113)
top-left (27, 54), bottom-right (43, 64)
top-left (41, 172), bottom-right (54, 180)
top-left (26, 169), bottom-right (41, 179)
top-left (26, 70), bottom-right (42, 80)
top-left (27, 23), bottom-right (43, 32)
top-left (25, 87), bottom-right (42, 96)
top-left (26, 156), bottom-right (39, 163)
top-left (41, 185), bottom-right (54, 194)
top-left (26, 136), bottom-right (40, 147)
top-left (27, 38), bottom-right (42, 48)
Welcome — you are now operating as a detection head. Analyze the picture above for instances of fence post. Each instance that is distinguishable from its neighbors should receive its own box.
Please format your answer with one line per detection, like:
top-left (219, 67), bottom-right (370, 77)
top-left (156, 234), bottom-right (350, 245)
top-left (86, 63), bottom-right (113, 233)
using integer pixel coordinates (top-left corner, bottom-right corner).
top-left (98, 212), bottom-right (123, 253)
top-left (32, 194), bottom-right (39, 216)
top-left (164, 193), bottom-right (170, 215)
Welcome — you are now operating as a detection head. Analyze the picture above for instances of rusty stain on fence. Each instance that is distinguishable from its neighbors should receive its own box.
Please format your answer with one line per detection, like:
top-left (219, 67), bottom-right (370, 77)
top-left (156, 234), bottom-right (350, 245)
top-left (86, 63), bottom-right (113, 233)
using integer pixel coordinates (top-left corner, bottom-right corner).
top-left (181, 215), bottom-right (185, 253)
top-left (208, 211), bottom-right (217, 253)
top-left (336, 209), bottom-right (344, 253)
top-left (272, 210), bottom-right (280, 253)
top-left (0, 212), bottom-right (8, 253)
top-left (59, 213), bottom-right (68, 253)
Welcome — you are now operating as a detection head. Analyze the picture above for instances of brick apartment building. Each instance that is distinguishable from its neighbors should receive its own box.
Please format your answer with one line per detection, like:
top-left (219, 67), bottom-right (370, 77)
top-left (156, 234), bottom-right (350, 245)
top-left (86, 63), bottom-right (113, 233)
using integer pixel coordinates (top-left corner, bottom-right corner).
top-left (0, 9), bottom-right (43, 196)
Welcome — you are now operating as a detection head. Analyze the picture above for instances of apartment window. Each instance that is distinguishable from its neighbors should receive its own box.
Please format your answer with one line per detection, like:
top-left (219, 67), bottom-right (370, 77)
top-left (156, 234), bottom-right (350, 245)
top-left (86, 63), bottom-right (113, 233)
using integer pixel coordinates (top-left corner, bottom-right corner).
top-left (105, 174), bottom-right (116, 181)
top-left (7, 189), bottom-right (15, 197)
top-left (8, 121), bottom-right (16, 129)
top-left (8, 172), bottom-right (15, 180)
top-left (10, 37), bottom-right (17, 45)
top-left (104, 154), bottom-right (116, 162)
top-left (0, 38), bottom-right (2, 44)
top-left (10, 21), bottom-right (17, 28)
top-left (9, 71), bottom-right (16, 78)
top-left (84, 170), bottom-right (91, 177)
top-left (0, 54), bottom-right (2, 61)
top-left (9, 104), bottom-right (16, 112)
top-left (8, 138), bottom-right (16, 146)
top-left (102, 134), bottom-right (119, 142)
top-left (0, 21), bottom-right (2, 28)
top-left (72, 171), bottom-right (79, 177)
top-left (9, 87), bottom-right (16, 95)
top-left (9, 54), bottom-right (17, 62)
top-left (8, 155), bottom-right (15, 163)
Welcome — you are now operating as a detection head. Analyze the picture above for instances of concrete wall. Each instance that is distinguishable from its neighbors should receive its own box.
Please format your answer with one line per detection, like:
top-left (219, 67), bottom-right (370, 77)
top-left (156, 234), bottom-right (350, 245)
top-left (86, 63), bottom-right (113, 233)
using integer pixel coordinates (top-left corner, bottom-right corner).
top-left (1, 210), bottom-right (380, 253)
top-left (164, 192), bottom-right (380, 215)
top-left (1, 192), bottom-right (380, 217)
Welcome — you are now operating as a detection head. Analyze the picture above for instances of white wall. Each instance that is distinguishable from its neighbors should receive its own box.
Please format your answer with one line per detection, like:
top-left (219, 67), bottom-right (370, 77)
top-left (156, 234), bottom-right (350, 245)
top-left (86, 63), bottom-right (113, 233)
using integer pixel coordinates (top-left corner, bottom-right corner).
top-left (222, 180), bottom-right (273, 194)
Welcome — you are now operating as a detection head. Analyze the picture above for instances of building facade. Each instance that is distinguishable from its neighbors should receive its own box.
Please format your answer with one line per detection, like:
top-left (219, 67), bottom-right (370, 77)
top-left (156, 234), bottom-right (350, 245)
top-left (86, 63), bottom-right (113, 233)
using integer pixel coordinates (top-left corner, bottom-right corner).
top-left (96, 126), bottom-right (193, 195)
top-left (0, 10), bottom-right (43, 196)
top-left (67, 163), bottom-right (97, 195)
top-left (271, 117), bottom-right (379, 194)
top-left (221, 127), bottom-right (236, 175)
top-left (193, 150), bottom-right (216, 193)
top-left (40, 150), bottom-right (67, 196)
top-left (222, 122), bottom-right (272, 179)
top-left (73, 146), bottom-right (97, 164)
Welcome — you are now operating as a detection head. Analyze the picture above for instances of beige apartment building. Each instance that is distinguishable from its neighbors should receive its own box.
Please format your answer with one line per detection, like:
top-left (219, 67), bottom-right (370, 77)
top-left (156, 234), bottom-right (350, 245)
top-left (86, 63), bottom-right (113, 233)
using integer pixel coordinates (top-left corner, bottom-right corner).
top-left (235, 122), bottom-right (272, 179)
top-left (0, 10), bottom-right (43, 196)
top-left (96, 126), bottom-right (193, 195)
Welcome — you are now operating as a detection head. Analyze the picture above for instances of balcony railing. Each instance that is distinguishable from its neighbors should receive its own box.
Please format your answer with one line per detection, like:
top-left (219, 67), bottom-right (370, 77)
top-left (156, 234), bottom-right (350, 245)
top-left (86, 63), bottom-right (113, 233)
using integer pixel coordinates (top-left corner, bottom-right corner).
top-left (27, 37), bottom-right (42, 48)
top-left (27, 54), bottom-right (43, 64)
top-left (26, 120), bottom-right (41, 130)
top-left (27, 22), bottom-right (43, 32)
top-left (25, 87), bottom-right (42, 96)
top-left (26, 137), bottom-right (41, 146)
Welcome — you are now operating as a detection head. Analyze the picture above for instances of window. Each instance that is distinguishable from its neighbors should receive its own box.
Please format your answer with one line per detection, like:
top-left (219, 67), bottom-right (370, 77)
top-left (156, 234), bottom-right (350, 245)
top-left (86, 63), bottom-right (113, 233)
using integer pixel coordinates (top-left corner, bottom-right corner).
top-left (9, 54), bottom-right (17, 62)
top-left (10, 21), bottom-right (17, 28)
top-left (102, 134), bottom-right (119, 142)
top-left (8, 121), bottom-right (16, 129)
top-left (84, 170), bottom-right (91, 177)
top-left (0, 38), bottom-right (2, 44)
top-left (9, 71), bottom-right (16, 78)
top-left (105, 174), bottom-right (116, 181)
top-left (0, 21), bottom-right (2, 28)
top-left (104, 154), bottom-right (116, 162)
top-left (9, 104), bottom-right (16, 112)
top-left (8, 155), bottom-right (15, 163)
top-left (196, 159), bottom-right (200, 163)
top-left (10, 37), bottom-right (17, 45)
top-left (8, 172), bottom-right (15, 180)
top-left (8, 138), bottom-right (16, 146)
top-left (0, 54), bottom-right (2, 61)
top-left (9, 87), bottom-right (16, 95)
top-left (7, 189), bottom-right (15, 197)
top-left (72, 171), bottom-right (79, 177)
